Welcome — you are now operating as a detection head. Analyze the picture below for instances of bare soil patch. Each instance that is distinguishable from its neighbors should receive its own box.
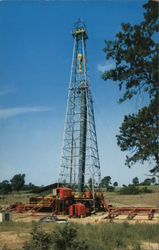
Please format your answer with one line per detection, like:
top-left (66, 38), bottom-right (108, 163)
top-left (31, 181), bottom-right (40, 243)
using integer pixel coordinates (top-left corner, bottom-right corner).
top-left (0, 231), bottom-right (30, 250)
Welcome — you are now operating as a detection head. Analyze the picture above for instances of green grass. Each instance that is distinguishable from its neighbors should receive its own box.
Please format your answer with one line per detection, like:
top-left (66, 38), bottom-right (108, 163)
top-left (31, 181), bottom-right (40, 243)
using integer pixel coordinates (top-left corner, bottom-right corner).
top-left (0, 220), bottom-right (159, 249)
top-left (0, 221), bottom-right (31, 232)
top-left (0, 191), bottom-right (33, 206)
top-left (102, 185), bottom-right (159, 207)
top-left (76, 222), bottom-right (159, 250)
top-left (138, 185), bottom-right (159, 192)
top-left (24, 222), bottom-right (159, 250)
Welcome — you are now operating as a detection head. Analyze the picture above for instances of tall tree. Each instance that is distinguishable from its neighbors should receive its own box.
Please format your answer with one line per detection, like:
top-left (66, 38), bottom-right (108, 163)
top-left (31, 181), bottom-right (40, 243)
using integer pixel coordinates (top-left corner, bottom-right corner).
top-left (0, 180), bottom-right (12, 194)
top-left (142, 178), bottom-right (152, 186)
top-left (102, 1), bottom-right (158, 175)
top-left (113, 181), bottom-right (118, 187)
top-left (10, 174), bottom-right (25, 192)
top-left (132, 177), bottom-right (139, 185)
top-left (101, 176), bottom-right (111, 187)
top-left (151, 176), bottom-right (156, 184)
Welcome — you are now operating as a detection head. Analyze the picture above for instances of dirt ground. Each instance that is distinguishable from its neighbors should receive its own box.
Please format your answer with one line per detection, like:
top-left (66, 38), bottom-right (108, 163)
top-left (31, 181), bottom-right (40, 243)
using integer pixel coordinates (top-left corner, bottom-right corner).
top-left (12, 210), bottom-right (159, 224)
top-left (0, 231), bottom-right (31, 250)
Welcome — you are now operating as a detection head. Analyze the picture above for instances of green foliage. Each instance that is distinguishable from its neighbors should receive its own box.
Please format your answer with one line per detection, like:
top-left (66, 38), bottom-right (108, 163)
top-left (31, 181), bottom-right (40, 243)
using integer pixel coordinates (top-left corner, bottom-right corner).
top-left (101, 176), bottom-right (111, 188)
top-left (101, 177), bottom-right (118, 191)
top-left (107, 186), bottom-right (115, 192)
top-left (52, 224), bottom-right (88, 250)
top-left (132, 177), bottom-right (139, 185)
top-left (120, 185), bottom-right (140, 195)
top-left (142, 187), bottom-right (153, 193)
top-left (138, 177), bottom-right (157, 186)
top-left (23, 223), bottom-right (51, 250)
top-left (22, 222), bottom-right (159, 250)
top-left (0, 174), bottom-right (39, 194)
top-left (22, 182), bottom-right (37, 191)
top-left (23, 223), bottom-right (88, 250)
top-left (102, 1), bottom-right (159, 174)
top-left (119, 184), bottom-right (152, 195)
top-left (142, 178), bottom-right (152, 186)
top-left (117, 99), bottom-right (158, 173)
top-left (0, 180), bottom-right (12, 195)
top-left (151, 176), bottom-right (156, 184)
top-left (10, 174), bottom-right (25, 192)
top-left (113, 181), bottom-right (118, 187)
top-left (52, 223), bottom-right (77, 250)
top-left (102, 1), bottom-right (158, 102)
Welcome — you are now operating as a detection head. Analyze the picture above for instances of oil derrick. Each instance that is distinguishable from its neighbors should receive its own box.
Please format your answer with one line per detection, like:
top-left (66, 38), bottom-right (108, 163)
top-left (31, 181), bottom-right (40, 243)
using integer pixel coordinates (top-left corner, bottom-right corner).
top-left (59, 19), bottom-right (101, 194)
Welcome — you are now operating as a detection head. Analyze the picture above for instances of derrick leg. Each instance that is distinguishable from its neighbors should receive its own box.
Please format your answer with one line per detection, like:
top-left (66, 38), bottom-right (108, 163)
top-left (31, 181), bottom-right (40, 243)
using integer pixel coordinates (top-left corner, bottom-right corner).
top-left (78, 85), bottom-right (87, 193)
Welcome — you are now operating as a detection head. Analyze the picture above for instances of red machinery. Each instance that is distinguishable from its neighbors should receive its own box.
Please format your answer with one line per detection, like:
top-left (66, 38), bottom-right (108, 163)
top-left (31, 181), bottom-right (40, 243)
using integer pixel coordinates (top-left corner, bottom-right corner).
top-left (104, 207), bottom-right (159, 220)
top-left (8, 188), bottom-right (104, 215)
top-left (8, 187), bottom-right (159, 220)
top-left (69, 203), bottom-right (86, 217)
top-left (56, 187), bottom-right (72, 199)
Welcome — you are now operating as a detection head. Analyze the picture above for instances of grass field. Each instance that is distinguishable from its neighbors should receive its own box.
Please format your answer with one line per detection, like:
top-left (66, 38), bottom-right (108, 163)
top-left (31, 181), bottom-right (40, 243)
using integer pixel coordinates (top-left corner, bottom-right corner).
top-left (0, 221), bottom-right (159, 250)
top-left (0, 191), bottom-right (34, 209)
top-left (104, 191), bottom-right (159, 207)
top-left (102, 185), bottom-right (159, 207)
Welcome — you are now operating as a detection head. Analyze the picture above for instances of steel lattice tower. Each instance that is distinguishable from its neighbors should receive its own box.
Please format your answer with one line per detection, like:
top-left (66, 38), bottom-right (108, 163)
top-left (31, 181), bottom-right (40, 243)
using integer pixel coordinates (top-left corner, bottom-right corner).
top-left (59, 19), bottom-right (101, 193)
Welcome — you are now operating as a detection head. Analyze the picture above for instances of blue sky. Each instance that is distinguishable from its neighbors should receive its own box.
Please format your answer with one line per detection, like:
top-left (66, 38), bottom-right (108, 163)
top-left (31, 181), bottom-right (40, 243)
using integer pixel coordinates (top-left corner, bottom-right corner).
top-left (0, 0), bottom-right (151, 186)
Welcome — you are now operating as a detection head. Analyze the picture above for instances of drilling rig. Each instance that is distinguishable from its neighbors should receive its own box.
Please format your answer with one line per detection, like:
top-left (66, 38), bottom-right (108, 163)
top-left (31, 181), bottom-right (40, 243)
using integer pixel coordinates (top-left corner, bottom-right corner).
top-left (59, 19), bottom-right (101, 196)
top-left (8, 19), bottom-right (107, 217)
top-left (53, 18), bottom-right (105, 216)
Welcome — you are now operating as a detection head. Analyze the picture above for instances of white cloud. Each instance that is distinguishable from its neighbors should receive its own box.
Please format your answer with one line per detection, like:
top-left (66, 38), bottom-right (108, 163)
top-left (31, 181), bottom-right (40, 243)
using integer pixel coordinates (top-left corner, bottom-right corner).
top-left (97, 63), bottom-right (114, 73)
top-left (0, 107), bottom-right (52, 119)
top-left (0, 88), bottom-right (16, 96)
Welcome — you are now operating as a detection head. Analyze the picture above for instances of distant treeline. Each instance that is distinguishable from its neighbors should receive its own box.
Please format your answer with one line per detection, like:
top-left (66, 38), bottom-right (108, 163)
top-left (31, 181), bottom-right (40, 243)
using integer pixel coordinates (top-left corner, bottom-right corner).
top-left (99, 175), bottom-right (157, 194)
top-left (0, 174), bottom-right (39, 195)
top-left (0, 174), bottom-right (158, 195)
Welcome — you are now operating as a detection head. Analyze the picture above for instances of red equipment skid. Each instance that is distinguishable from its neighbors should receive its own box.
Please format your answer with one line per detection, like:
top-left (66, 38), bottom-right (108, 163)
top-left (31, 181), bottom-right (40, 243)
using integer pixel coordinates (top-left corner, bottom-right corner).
top-left (69, 203), bottom-right (86, 217)
top-left (105, 207), bottom-right (159, 220)
top-left (8, 188), bottom-right (159, 220)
